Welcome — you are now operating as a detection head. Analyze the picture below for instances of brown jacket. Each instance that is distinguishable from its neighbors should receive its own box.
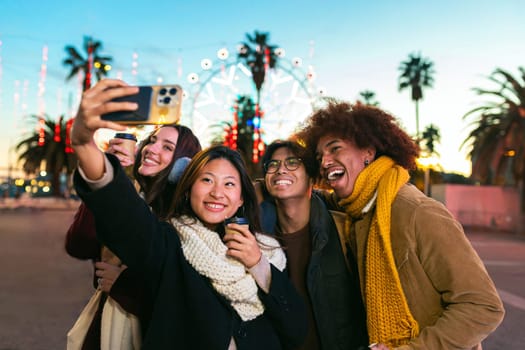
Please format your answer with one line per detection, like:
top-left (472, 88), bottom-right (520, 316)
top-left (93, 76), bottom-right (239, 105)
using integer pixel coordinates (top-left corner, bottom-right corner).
top-left (347, 184), bottom-right (504, 349)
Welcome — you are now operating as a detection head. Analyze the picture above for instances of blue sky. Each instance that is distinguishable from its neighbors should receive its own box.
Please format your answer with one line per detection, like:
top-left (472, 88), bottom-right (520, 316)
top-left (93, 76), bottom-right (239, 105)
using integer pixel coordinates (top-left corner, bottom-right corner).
top-left (1, 0), bottom-right (524, 177)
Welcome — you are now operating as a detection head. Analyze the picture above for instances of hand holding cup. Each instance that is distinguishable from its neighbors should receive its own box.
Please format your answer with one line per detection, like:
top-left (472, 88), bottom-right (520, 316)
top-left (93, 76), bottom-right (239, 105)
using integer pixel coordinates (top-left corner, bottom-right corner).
top-left (223, 217), bottom-right (261, 268)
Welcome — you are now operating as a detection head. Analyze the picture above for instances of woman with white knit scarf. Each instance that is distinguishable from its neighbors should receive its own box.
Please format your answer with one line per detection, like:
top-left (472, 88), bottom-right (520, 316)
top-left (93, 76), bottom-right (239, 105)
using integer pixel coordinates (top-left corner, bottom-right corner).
top-left (70, 79), bottom-right (307, 349)
top-left (297, 101), bottom-right (504, 350)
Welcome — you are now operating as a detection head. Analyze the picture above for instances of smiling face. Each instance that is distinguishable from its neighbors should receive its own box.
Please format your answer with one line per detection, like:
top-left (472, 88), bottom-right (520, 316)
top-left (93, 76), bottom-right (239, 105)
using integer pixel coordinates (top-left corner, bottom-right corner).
top-left (190, 158), bottom-right (244, 229)
top-left (138, 127), bottom-right (179, 177)
top-left (264, 147), bottom-right (311, 202)
top-left (316, 135), bottom-right (374, 198)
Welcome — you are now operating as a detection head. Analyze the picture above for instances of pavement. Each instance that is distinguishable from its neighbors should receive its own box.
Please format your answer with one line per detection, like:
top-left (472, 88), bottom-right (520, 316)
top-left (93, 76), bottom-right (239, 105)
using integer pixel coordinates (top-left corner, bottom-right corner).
top-left (0, 202), bottom-right (524, 349)
top-left (0, 197), bottom-right (80, 212)
top-left (465, 228), bottom-right (525, 349)
top-left (0, 203), bottom-right (91, 350)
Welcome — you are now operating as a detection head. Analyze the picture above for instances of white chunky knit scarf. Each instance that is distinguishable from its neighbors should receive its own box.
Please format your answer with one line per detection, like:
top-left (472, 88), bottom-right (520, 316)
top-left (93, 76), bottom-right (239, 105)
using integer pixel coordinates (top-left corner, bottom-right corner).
top-left (171, 216), bottom-right (286, 321)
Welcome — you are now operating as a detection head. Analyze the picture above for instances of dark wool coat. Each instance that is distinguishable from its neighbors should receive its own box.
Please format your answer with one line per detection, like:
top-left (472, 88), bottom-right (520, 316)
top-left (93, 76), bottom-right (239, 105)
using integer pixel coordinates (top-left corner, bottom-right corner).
top-left (74, 155), bottom-right (307, 350)
top-left (260, 193), bottom-right (368, 350)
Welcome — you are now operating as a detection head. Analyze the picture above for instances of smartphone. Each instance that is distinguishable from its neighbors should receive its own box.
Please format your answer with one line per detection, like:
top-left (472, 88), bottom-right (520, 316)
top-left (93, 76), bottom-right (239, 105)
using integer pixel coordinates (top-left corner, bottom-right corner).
top-left (101, 85), bottom-right (183, 125)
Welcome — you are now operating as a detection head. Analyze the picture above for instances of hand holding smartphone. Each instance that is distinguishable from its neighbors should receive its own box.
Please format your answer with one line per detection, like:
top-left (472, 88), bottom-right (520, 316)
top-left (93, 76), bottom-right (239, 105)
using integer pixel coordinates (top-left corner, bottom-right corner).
top-left (101, 85), bottom-right (183, 125)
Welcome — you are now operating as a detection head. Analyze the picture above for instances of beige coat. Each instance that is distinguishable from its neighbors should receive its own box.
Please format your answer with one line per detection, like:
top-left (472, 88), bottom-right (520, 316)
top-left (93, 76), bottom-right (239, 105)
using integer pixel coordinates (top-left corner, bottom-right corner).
top-left (348, 184), bottom-right (504, 349)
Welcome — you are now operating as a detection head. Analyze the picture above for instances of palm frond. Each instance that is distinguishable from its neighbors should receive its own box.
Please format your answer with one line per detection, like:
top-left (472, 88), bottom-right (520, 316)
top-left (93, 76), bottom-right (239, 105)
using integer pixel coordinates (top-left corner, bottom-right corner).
top-left (462, 67), bottom-right (525, 185)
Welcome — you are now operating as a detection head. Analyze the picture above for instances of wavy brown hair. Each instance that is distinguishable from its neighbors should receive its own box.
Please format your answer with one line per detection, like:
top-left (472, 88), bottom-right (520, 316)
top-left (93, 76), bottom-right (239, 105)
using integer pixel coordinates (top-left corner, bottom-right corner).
top-left (296, 100), bottom-right (420, 176)
top-left (133, 124), bottom-right (202, 219)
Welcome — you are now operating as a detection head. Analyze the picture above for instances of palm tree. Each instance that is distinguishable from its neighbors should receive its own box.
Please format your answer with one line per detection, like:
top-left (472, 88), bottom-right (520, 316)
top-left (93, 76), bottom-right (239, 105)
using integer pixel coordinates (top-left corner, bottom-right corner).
top-left (421, 123), bottom-right (441, 157)
top-left (236, 96), bottom-right (260, 170)
top-left (213, 95), bottom-right (265, 178)
top-left (15, 115), bottom-right (77, 197)
top-left (462, 67), bottom-right (525, 184)
top-left (461, 67), bottom-right (525, 219)
top-left (237, 30), bottom-right (279, 105)
top-left (398, 52), bottom-right (435, 139)
top-left (358, 90), bottom-right (380, 106)
top-left (63, 36), bottom-right (112, 91)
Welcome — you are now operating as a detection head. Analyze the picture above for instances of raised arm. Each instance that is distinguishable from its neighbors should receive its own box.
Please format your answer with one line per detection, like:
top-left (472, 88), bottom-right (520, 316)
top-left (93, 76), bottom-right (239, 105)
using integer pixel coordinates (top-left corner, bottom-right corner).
top-left (70, 79), bottom-right (138, 180)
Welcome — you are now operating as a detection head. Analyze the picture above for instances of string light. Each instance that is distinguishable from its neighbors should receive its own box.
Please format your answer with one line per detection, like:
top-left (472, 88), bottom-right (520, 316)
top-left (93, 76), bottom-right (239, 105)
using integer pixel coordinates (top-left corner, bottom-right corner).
top-left (201, 58), bottom-right (212, 70)
top-left (224, 101), bottom-right (239, 149)
top-left (13, 80), bottom-right (20, 125)
top-left (22, 80), bottom-right (29, 116)
top-left (38, 45), bottom-right (48, 146)
top-left (0, 39), bottom-right (3, 111)
top-left (38, 118), bottom-right (45, 146)
top-left (232, 102), bottom-right (238, 149)
top-left (131, 52), bottom-right (139, 83)
top-left (252, 104), bottom-right (264, 163)
top-left (54, 117), bottom-right (61, 142)
top-left (65, 118), bottom-right (74, 153)
top-left (38, 45), bottom-right (48, 116)
top-left (85, 40), bottom-right (93, 90)
top-left (75, 68), bottom-right (83, 107)
top-left (264, 47), bottom-right (270, 71)
top-left (217, 48), bottom-right (229, 60)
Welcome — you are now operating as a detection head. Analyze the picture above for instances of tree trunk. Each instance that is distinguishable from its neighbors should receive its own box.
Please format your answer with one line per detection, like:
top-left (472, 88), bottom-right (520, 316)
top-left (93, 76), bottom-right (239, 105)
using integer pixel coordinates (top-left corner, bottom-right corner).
top-left (415, 99), bottom-right (420, 141)
top-left (518, 179), bottom-right (525, 237)
top-left (51, 172), bottom-right (62, 197)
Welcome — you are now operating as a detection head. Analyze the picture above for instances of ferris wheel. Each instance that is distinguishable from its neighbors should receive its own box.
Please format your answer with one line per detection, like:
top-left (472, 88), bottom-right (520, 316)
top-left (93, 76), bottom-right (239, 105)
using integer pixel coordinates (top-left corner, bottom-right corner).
top-left (180, 47), bottom-right (326, 147)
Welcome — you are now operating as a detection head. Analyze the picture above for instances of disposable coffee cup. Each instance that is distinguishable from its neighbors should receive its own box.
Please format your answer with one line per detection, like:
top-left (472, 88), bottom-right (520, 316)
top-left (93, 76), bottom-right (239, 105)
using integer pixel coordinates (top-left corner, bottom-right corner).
top-left (224, 216), bottom-right (249, 235)
top-left (114, 132), bottom-right (137, 158)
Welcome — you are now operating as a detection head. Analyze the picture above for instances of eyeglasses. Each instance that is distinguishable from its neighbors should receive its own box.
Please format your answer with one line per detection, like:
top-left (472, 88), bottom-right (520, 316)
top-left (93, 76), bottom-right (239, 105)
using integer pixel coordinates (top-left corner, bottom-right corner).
top-left (264, 157), bottom-right (303, 174)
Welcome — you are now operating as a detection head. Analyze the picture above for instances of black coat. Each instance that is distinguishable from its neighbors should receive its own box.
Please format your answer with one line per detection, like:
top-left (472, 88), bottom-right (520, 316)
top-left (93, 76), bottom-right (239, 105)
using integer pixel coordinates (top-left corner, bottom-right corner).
top-left (74, 154), bottom-right (308, 350)
top-left (260, 193), bottom-right (368, 350)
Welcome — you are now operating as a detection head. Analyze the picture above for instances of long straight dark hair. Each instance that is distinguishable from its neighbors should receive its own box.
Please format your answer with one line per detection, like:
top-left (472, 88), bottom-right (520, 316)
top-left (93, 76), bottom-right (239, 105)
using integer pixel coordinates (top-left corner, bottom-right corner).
top-left (169, 145), bottom-right (262, 234)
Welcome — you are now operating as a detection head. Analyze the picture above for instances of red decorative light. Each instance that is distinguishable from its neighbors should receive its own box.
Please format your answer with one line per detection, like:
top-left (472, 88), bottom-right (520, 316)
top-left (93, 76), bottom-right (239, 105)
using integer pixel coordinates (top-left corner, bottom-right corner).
top-left (38, 118), bottom-right (45, 146)
top-left (223, 102), bottom-right (239, 150)
top-left (85, 42), bottom-right (93, 90)
top-left (65, 118), bottom-right (74, 153)
top-left (264, 47), bottom-right (271, 71)
top-left (54, 121), bottom-right (61, 142)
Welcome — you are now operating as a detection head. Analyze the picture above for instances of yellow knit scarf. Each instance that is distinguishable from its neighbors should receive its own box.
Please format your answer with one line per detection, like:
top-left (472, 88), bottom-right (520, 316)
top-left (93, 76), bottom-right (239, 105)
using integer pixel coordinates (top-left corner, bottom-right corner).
top-left (339, 156), bottom-right (419, 347)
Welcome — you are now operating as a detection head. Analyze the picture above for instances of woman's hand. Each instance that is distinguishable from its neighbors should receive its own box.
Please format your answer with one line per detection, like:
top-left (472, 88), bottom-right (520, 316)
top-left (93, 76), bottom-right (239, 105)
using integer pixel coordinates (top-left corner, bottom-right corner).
top-left (107, 138), bottom-right (135, 167)
top-left (95, 261), bottom-right (128, 293)
top-left (71, 79), bottom-right (138, 147)
top-left (223, 224), bottom-right (262, 268)
top-left (70, 79), bottom-right (139, 180)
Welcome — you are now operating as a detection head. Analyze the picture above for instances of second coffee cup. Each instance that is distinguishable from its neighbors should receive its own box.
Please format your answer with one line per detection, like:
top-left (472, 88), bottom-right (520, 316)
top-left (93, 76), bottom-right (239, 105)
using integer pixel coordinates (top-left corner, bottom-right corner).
top-left (224, 216), bottom-right (249, 235)
top-left (114, 132), bottom-right (137, 158)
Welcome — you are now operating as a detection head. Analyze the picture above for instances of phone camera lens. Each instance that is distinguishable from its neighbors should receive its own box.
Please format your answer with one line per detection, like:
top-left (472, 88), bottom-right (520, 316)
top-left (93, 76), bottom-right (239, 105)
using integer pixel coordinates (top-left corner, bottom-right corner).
top-left (159, 88), bottom-right (167, 95)
top-left (169, 88), bottom-right (177, 95)
top-left (163, 96), bottom-right (171, 104)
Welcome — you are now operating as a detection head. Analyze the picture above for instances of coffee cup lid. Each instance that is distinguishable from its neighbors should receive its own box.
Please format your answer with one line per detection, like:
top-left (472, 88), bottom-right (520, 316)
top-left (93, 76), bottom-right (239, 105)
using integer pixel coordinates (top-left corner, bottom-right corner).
top-left (224, 216), bottom-right (249, 225)
top-left (114, 133), bottom-right (137, 141)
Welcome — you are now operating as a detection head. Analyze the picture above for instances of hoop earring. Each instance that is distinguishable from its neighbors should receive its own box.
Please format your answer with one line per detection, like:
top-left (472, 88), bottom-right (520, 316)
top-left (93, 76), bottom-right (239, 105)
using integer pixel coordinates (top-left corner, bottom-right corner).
top-left (364, 159), bottom-right (370, 166)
